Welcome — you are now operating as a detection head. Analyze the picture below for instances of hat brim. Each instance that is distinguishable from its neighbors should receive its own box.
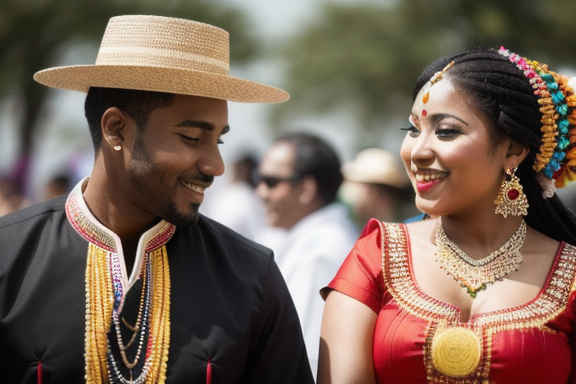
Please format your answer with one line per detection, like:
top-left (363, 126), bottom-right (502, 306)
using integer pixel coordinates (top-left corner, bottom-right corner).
top-left (34, 65), bottom-right (289, 103)
top-left (341, 162), bottom-right (410, 189)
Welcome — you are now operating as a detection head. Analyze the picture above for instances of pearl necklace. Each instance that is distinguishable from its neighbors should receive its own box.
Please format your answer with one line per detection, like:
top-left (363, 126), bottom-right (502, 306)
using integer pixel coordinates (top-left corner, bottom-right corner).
top-left (435, 220), bottom-right (526, 298)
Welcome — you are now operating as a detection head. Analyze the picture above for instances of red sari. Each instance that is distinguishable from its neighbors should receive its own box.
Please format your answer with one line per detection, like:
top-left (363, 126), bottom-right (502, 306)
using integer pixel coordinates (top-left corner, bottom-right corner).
top-left (324, 219), bottom-right (576, 384)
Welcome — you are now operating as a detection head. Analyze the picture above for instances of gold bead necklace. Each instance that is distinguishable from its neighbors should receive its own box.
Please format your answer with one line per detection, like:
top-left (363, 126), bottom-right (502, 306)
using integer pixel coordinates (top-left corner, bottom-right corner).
top-left (435, 220), bottom-right (526, 298)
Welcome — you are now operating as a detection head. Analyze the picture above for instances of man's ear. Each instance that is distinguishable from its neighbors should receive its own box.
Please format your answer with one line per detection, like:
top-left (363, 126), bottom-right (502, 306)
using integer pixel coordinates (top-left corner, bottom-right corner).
top-left (505, 140), bottom-right (529, 170)
top-left (101, 107), bottom-right (131, 150)
top-left (298, 176), bottom-right (318, 205)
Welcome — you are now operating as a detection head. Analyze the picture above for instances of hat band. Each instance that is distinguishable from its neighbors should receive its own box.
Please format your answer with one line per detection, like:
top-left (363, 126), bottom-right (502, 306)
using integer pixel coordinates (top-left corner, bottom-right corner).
top-left (96, 46), bottom-right (229, 75)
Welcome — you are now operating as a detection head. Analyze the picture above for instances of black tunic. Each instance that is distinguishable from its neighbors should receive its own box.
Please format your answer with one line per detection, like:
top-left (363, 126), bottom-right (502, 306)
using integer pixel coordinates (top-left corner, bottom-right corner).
top-left (0, 195), bottom-right (313, 383)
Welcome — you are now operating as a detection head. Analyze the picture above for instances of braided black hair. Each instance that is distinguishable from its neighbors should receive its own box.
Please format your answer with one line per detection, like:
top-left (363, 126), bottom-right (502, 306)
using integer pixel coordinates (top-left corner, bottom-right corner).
top-left (413, 48), bottom-right (576, 245)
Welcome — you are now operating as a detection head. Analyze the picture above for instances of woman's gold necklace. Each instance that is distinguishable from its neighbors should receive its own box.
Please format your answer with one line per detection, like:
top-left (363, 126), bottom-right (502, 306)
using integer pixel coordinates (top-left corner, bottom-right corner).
top-left (435, 220), bottom-right (526, 298)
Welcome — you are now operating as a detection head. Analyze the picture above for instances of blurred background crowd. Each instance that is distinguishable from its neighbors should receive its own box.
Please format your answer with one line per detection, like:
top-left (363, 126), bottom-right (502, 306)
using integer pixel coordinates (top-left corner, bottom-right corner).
top-left (2, 0), bottom-right (576, 213)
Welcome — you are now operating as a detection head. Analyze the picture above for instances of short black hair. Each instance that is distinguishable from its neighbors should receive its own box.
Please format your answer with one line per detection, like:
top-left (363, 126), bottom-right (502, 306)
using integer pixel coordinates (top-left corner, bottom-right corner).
top-left (275, 132), bottom-right (343, 205)
top-left (84, 87), bottom-right (175, 151)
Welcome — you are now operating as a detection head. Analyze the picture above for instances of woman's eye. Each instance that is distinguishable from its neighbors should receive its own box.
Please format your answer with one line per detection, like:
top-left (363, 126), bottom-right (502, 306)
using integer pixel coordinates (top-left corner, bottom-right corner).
top-left (400, 125), bottom-right (420, 137)
top-left (435, 128), bottom-right (460, 138)
top-left (217, 137), bottom-right (225, 145)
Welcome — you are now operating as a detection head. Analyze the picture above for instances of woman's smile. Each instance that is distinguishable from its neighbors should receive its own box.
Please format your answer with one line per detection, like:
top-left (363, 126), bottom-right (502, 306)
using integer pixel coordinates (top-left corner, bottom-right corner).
top-left (414, 171), bottom-right (448, 192)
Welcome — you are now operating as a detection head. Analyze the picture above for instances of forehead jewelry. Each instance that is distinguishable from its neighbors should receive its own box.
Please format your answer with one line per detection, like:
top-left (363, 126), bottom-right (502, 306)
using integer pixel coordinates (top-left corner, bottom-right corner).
top-left (435, 219), bottom-right (526, 299)
top-left (422, 60), bottom-right (455, 104)
top-left (498, 47), bottom-right (576, 195)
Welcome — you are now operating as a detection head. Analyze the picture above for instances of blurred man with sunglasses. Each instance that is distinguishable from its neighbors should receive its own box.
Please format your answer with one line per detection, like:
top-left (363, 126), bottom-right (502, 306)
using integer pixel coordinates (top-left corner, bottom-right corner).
top-left (255, 132), bottom-right (359, 379)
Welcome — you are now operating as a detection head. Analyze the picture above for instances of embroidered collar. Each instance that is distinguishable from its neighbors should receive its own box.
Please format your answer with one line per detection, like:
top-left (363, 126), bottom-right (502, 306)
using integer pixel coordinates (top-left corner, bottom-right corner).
top-left (65, 177), bottom-right (176, 287)
top-left (380, 221), bottom-right (576, 327)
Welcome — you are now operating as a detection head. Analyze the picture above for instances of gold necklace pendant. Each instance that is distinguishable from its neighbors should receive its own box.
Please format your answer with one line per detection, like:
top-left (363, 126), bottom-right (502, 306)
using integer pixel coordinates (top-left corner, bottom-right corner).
top-left (435, 220), bottom-right (526, 298)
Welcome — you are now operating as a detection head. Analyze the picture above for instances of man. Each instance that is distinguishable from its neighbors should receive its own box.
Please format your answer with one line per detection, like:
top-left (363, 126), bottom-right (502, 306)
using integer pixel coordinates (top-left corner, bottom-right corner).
top-left (200, 152), bottom-right (265, 241)
top-left (340, 147), bottom-right (415, 227)
top-left (255, 132), bottom-right (359, 378)
top-left (43, 173), bottom-right (72, 200)
top-left (0, 15), bottom-right (313, 384)
top-left (0, 177), bottom-right (27, 216)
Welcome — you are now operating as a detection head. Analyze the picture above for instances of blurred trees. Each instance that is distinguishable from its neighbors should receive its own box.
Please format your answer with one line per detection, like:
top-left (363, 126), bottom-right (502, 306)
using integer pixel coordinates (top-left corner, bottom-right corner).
top-left (0, 0), bottom-right (254, 190)
top-left (273, 0), bottom-right (576, 147)
top-left (4, 0), bottom-right (576, 191)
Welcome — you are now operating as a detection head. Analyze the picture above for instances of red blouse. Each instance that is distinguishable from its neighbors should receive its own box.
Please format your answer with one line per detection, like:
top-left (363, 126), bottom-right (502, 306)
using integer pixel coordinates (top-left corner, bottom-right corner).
top-left (325, 219), bottom-right (576, 384)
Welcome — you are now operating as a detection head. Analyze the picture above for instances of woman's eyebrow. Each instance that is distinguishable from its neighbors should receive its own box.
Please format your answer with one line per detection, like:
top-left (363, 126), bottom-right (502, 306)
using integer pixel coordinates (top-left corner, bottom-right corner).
top-left (429, 113), bottom-right (469, 126)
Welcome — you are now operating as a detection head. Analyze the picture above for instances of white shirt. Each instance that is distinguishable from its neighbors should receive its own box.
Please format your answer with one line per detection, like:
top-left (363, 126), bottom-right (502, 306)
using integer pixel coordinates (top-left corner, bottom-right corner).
top-left (270, 202), bottom-right (359, 378)
top-left (200, 181), bottom-right (265, 241)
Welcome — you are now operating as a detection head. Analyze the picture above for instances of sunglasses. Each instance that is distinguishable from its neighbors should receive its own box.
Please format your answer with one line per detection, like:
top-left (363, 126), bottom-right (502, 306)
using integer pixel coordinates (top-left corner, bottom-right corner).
top-left (257, 175), bottom-right (302, 189)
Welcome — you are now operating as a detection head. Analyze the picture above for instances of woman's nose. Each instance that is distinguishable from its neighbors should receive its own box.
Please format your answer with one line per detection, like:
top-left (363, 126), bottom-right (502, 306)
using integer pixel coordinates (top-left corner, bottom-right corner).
top-left (409, 133), bottom-right (435, 166)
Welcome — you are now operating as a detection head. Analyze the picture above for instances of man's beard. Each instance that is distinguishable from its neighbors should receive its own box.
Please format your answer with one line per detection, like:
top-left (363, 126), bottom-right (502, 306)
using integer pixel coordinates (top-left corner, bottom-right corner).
top-left (127, 134), bottom-right (201, 227)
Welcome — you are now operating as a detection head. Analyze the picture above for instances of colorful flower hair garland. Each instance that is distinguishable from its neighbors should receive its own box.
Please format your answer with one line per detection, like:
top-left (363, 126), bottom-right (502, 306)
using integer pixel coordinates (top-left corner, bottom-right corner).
top-left (498, 47), bottom-right (576, 197)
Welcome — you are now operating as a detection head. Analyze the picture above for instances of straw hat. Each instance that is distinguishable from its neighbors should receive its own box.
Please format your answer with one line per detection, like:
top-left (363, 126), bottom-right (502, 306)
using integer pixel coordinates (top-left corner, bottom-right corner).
top-left (34, 15), bottom-right (289, 103)
top-left (342, 148), bottom-right (409, 189)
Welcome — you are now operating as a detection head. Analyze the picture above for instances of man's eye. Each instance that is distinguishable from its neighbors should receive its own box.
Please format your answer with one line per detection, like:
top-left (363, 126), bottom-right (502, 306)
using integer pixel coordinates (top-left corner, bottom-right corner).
top-left (179, 134), bottom-right (199, 143)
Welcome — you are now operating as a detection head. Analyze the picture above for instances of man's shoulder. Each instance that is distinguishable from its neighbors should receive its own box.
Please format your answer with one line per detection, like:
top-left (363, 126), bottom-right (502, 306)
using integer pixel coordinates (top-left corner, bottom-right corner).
top-left (0, 196), bottom-right (67, 231)
top-left (184, 214), bottom-right (273, 256)
top-left (0, 197), bottom-right (70, 270)
top-left (170, 215), bottom-right (277, 283)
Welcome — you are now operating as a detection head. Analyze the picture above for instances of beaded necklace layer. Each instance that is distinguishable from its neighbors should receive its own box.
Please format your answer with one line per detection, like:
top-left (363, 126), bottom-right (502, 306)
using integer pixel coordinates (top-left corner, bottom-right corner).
top-left (66, 179), bottom-right (175, 384)
top-left (435, 220), bottom-right (526, 298)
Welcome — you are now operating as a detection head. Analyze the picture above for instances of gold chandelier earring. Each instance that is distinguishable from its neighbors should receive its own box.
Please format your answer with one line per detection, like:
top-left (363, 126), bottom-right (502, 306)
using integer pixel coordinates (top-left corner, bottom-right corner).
top-left (494, 167), bottom-right (529, 217)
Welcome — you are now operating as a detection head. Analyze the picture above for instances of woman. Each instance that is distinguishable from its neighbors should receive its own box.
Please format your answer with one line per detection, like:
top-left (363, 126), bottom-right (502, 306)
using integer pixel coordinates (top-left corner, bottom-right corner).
top-left (318, 47), bottom-right (576, 384)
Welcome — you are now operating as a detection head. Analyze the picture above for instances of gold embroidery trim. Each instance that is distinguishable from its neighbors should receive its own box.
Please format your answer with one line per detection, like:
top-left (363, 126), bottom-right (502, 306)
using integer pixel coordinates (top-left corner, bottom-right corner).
top-left (379, 222), bottom-right (576, 383)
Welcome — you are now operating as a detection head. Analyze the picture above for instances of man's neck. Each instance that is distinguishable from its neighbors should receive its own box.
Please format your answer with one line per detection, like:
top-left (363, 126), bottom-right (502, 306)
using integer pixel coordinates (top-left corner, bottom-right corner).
top-left (81, 174), bottom-right (159, 275)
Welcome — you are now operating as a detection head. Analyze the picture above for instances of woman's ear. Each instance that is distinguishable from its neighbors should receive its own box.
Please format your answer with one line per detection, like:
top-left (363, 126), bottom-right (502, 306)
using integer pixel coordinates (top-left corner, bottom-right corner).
top-left (505, 140), bottom-right (530, 169)
top-left (101, 107), bottom-right (130, 150)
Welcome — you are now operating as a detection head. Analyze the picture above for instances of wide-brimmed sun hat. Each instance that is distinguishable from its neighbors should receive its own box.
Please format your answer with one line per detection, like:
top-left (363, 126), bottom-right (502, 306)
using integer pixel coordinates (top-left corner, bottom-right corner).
top-left (342, 148), bottom-right (409, 189)
top-left (34, 15), bottom-right (289, 103)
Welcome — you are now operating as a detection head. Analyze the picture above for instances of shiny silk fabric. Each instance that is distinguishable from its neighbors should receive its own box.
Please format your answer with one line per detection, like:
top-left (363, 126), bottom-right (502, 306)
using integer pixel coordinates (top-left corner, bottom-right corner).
top-left (324, 219), bottom-right (576, 384)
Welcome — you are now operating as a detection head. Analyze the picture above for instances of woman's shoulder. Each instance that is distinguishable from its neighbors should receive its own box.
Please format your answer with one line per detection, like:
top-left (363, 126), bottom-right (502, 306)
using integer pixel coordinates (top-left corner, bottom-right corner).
top-left (358, 218), bottom-right (438, 246)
